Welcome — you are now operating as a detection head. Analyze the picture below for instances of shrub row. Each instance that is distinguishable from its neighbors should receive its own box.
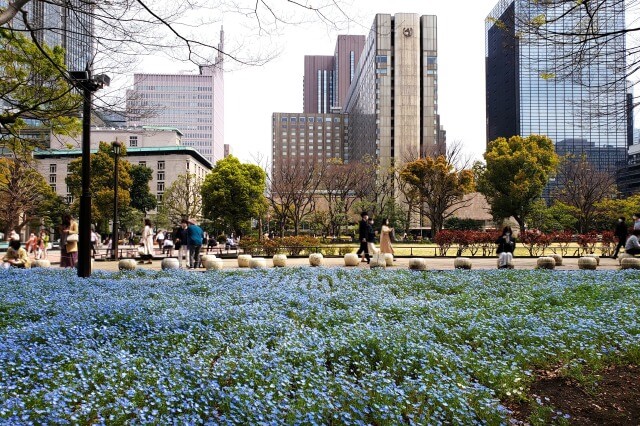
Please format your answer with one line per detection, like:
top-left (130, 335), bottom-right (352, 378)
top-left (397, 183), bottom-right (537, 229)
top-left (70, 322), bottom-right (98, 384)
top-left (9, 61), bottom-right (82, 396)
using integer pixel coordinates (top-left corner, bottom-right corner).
top-left (239, 236), bottom-right (353, 257)
top-left (434, 230), bottom-right (617, 257)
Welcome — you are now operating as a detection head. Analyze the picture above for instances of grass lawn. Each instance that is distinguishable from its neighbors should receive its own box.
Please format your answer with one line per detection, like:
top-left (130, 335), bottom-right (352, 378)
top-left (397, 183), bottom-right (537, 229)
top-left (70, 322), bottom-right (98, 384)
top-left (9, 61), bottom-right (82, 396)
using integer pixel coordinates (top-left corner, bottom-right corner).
top-left (0, 268), bottom-right (638, 424)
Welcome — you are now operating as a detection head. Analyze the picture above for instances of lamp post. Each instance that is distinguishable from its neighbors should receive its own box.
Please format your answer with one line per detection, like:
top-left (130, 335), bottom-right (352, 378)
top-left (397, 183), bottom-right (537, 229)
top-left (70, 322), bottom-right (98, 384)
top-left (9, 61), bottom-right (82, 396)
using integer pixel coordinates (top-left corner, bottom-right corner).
top-left (111, 140), bottom-right (122, 261)
top-left (69, 65), bottom-right (110, 278)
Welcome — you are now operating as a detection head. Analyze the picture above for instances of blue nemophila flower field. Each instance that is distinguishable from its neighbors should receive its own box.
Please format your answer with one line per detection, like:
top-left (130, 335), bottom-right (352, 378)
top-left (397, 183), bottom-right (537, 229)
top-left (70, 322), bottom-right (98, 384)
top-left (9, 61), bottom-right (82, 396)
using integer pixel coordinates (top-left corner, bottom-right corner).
top-left (0, 268), bottom-right (638, 425)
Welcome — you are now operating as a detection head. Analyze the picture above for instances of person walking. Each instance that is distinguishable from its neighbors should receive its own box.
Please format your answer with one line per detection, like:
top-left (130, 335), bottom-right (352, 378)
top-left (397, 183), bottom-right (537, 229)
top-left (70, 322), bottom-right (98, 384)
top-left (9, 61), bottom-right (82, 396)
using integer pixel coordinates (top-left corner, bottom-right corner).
top-left (366, 217), bottom-right (378, 257)
top-left (175, 220), bottom-right (190, 268)
top-left (187, 219), bottom-right (204, 269)
top-left (139, 218), bottom-right (154, 264)
top-left (60, 214), bottom-right (78, 268)
top-left (356, 212), bottom-right (371, 264)
top-left (496, 226), bottom-right (516, 269)
top-left (612, 216), bottom-right (628, 259)
top-left (40, 230), bottom-right (50, 260)
top-left (379, 218), bottom-right (395, 255)
top-left (624, 229), bottom-right (640, 256)
top-left (633, 214), bottom-right (640, 231)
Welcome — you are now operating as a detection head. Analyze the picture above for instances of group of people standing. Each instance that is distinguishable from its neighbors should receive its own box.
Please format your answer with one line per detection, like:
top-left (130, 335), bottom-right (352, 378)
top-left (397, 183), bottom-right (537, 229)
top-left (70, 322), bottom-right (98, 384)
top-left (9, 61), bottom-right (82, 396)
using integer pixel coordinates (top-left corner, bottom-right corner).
top-left (356, 212), bottom-right (395, 264)
top-left (139, 218), bottom-right (204, 268)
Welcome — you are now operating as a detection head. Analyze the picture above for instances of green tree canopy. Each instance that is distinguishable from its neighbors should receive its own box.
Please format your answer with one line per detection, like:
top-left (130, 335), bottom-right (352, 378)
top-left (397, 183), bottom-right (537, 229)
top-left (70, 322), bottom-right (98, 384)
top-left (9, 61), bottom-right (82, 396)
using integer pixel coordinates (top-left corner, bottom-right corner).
top-left (478, 134), bottom-right (559, 231)
top-left (0, 27), bottom-right (80, 139)
top-left (400, 155), bottom-right (474, 236)
top-left (201, 156), bottom-right (267, 235)
top-left (129, 164), bottom-right (157, 214)
top-left (160, 173), bottom-right (202, 226)
top-left (66, 141), bottom-right (132, 232)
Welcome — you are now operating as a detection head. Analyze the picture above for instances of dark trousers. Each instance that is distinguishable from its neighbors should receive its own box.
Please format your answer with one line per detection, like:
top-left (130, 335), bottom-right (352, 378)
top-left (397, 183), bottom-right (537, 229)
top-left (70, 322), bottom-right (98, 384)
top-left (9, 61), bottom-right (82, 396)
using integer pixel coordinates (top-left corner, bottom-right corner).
top-left (626, 247), bottom-right (640, 256)
top-left (612, 240), bottom-right (625, 258)
top-left (189, 244), bottom-right (202, 268)
top-left (356, 241), bottom-right (370, 261)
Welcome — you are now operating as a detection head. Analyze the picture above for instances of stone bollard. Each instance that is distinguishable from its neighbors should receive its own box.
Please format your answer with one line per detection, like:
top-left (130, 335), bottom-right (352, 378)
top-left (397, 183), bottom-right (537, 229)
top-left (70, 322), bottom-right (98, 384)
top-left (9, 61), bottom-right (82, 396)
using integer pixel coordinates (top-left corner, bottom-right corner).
top-left (32, 259), bottom-right (51, 268)
top-left (161, 258), bottom-right (180, 270)
top-left (454, 257), bottom-right (472, 270)
top-left (250, 258), bottom-right (267, 269)
top-left (550, 253), bottom-right (563, 266)
top-left (384, 253), bottom-right (394, 267)
top-left (200, 254), bottom-right (216, 264)
top-left (237, 254), bottom-right (252, 268)
top-left (204, 258), bottom-right (224, 271)
top-left (408, 258), bottom-right (427, 271)
top-left (618, 253), bottom-right (635, 265)
top-left (344, 253), bottom-right (360, 267)
top-left (496, 257), bottom-right (515, 269)
top-left (272, 254), bottom-right (287, 267)
top-left (118, 259), bottom-right (137, 271)
top-left (620, 257), bottom-right (640, 270)
top-left (309, 253), bottom-right (324, 267)
top-left (536, 257), bottom-right (556, 270)
top-left (583, 254), bottom-right (600, 266)
top-left (578, 257), bottom-right (597, 270)
top-left (369, 254), bottom-right (386, 269)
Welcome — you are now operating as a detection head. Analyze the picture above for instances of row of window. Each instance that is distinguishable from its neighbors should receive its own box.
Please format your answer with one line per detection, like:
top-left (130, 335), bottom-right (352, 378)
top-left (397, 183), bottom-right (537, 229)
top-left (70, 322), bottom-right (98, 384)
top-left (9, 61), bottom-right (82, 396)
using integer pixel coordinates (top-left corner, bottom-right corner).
top-left (279, 116), bottom-right (343, 123)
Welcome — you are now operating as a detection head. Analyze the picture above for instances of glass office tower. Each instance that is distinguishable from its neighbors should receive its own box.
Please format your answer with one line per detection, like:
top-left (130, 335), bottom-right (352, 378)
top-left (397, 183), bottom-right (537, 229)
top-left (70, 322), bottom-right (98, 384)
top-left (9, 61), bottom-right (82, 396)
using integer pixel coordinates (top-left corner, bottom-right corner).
top-left (486, 0), bottom-right (628, 176)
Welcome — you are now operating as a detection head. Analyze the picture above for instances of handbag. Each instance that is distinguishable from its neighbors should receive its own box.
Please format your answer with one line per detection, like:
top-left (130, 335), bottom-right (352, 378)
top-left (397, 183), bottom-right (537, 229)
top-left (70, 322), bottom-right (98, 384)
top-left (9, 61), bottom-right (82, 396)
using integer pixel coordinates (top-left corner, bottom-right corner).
top-left (67, 233), bottom-right (79, 243)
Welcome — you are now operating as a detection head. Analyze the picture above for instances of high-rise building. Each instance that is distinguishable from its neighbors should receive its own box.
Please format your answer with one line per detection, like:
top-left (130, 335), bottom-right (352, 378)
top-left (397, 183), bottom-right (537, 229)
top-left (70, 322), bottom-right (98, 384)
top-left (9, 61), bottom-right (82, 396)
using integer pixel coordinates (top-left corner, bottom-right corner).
top-left (303, 35), bottom-right (366, 114)
top-left (271, 112), bottom-right (347, 175)
top-left (486, 0), bottom-right (628, 177)
top-left (344, 14), bottom-right (443, 170)
top-left (126, 29), bottom-right (225, 164)
top-left (1, 0), bottom-right (93, 71)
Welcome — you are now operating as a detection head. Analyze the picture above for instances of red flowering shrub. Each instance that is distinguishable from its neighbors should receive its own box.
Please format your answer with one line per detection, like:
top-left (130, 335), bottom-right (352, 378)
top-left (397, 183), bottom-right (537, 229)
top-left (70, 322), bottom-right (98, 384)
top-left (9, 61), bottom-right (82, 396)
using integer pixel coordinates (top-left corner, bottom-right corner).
top-left (434, 230), bottom-right (456, 256)
top-left (577, 232), bottom-right (598, 255)
top-left (600, 231), bottom-right (615, 257)
top-left (520, 230), bottom-right (551, 256)
top-left (550, 231), bottom-right (574, 256)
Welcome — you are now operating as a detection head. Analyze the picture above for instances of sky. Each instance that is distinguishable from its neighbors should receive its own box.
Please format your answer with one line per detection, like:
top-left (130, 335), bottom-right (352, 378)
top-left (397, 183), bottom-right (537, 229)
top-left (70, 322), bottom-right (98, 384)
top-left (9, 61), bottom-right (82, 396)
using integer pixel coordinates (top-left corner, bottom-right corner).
top-left (136, 0), bottom-right (503, 164)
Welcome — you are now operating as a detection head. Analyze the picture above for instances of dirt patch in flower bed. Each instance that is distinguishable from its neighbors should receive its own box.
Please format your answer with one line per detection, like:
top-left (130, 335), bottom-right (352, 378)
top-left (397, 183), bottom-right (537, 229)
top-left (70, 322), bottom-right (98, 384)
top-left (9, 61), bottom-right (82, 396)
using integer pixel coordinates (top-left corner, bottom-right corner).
top-left (508, 364), bottom-right (640, 425)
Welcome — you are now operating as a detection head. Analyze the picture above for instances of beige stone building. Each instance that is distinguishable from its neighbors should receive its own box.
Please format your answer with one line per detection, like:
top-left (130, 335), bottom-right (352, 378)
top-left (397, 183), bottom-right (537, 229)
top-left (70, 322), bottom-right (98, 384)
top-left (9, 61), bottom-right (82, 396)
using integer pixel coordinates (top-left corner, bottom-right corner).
top-left (34, 126), bottom-right (212, 212)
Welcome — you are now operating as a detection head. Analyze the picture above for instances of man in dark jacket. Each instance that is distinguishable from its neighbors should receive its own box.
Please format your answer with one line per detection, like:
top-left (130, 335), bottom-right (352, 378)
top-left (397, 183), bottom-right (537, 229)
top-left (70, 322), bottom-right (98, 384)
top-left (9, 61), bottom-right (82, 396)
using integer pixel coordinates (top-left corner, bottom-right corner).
top-left (356, 212), bottom-right (370, 264)
top-left (612, 216), bottom-right (628, 259)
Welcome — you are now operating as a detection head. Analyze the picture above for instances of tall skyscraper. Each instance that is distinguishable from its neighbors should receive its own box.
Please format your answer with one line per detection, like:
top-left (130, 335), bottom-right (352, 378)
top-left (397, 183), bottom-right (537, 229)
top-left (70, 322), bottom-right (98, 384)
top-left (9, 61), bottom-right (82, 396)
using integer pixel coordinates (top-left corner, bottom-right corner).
top-left (303, 35), bottom-right (366, 114)
top-left (127, 29), bottom-right (225, 164)
top-left (486, 0), bottom-right (628, 175)
top-left (344, 14), bottom-right (443, 170)
top-left (1, 0), bottom-right (93, 71)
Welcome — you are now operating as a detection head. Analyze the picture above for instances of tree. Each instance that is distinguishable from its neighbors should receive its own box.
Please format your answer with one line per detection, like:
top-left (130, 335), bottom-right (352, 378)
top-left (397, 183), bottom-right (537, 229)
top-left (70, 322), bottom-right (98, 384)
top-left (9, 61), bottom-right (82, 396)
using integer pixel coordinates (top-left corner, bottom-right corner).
top-left (66, 141), bottom-right (132, 232)
top-left (129, 164), bottom-right (157, 214)
top-left (553, 155), bottom-right (618, 233)
top-left (0, 153), bottom-right (57, 236)
top-left (160, 173), bottom-right (203, 226)
top-left (267, 160), bottom-right (324, 237)
top-left (201, 156), bottom-right (266, 235)
top-left (0, 28), bottom-right (80, 137)
top-left (400, 155), bottom-right (475, 236)
top-left (319, 159), bottom-right (372, 237)
top-left (528, 199), bottom-right (579, 232)
top-left (592, 194), bottom-right (640, 231)
top-left (478, 134), bottom-right (559, 231)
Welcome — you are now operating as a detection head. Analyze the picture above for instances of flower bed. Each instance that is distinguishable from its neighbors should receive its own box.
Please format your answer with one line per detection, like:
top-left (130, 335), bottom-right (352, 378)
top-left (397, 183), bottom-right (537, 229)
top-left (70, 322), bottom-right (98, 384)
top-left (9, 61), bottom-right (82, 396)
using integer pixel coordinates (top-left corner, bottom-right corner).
top-left (0, 268), bottom-right (639, 424)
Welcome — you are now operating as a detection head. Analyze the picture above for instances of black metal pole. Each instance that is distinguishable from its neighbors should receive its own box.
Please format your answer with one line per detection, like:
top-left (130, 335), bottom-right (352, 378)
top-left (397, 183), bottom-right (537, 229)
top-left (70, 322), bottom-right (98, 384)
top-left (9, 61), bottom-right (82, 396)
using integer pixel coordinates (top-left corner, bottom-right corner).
top-left (112, 150), bottom-right (119, 261)
top-left (78, 80), bottom-right (92, 278)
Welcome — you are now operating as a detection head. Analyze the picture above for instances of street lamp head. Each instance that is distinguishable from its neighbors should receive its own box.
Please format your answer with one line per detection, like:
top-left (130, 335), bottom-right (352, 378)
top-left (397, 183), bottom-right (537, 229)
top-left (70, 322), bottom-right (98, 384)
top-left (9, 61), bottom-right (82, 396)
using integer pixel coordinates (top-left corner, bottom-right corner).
top-left (112, 140), bottom-right (122, 155)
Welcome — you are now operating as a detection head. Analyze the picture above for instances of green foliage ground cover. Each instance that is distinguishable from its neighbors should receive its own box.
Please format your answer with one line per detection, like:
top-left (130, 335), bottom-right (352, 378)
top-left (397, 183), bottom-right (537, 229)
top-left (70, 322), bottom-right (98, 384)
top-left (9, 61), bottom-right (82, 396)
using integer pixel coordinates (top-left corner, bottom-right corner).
top-left (0, 268), bottom-right (638, 424)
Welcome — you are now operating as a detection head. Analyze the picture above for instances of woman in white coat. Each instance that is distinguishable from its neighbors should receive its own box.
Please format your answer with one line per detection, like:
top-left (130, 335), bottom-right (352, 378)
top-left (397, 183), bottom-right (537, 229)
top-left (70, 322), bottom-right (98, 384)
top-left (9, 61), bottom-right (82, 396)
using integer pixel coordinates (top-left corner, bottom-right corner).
top-left (139, 218), bottom-right (154, 264)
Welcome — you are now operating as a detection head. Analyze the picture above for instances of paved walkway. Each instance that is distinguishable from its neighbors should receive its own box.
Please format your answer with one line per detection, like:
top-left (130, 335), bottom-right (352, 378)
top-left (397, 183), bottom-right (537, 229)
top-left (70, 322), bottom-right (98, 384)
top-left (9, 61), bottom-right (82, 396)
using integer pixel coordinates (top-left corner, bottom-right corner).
top-left (45, 255), bottom-right (627, 273)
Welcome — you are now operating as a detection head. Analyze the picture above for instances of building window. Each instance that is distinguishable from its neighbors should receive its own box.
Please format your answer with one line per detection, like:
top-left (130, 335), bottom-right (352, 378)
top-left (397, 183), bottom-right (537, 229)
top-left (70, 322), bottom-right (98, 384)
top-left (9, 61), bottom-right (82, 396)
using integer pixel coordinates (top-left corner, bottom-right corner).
top-left (157, 160), bottom-right (165, 170)
top-left (49, 174), bottom-right (56, 184)
top-left (49, 164), bottom-right (57, 173)
top-left (156, 193), bottom-right (164, 202)
top-left (157, 171), bottom-right (165, 181)
top-left (129, 136), bottom-right (138, 147)
top-left (66, 195), bottom-right (73, 204)
top-left (157, 182), bottom-right (165, 191)
top-left (139, 161), bottom-right (146, 167)
top-left (50, 184), bottom-right (56, 192)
